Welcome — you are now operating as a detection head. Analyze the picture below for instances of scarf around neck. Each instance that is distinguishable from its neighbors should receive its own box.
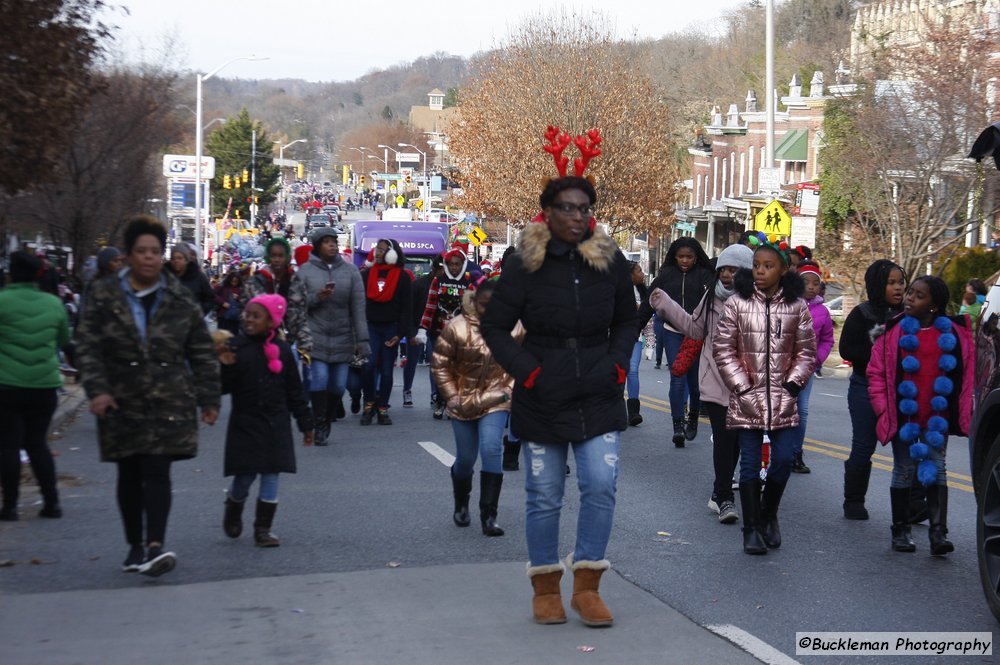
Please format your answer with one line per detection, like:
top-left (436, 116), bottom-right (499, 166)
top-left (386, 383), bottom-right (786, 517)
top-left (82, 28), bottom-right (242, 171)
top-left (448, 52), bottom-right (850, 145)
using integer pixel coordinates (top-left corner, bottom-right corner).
top-left (715, 280), bottom-right (735, 301)
top-left (367, 263), bottom-right (401, 302)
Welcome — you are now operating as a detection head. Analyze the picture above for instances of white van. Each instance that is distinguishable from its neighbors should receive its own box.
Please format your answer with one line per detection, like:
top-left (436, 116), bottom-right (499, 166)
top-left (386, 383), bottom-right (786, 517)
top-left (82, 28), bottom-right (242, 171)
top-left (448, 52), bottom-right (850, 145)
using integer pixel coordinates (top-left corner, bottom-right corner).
top-left (382, 208), bottom-right (414, 221)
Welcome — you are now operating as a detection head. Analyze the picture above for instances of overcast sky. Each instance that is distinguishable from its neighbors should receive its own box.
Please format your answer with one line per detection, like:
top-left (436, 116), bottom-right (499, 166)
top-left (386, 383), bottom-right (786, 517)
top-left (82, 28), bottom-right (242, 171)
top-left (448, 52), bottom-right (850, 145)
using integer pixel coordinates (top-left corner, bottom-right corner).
top-left (113, 0), bottom-right (746, 82)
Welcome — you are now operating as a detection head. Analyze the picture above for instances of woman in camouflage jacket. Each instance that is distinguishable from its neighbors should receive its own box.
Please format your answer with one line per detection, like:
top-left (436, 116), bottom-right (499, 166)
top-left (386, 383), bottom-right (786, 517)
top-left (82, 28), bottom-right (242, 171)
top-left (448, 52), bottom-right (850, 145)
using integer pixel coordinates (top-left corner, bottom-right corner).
top-left (75, 216), bottom-right (220, 577)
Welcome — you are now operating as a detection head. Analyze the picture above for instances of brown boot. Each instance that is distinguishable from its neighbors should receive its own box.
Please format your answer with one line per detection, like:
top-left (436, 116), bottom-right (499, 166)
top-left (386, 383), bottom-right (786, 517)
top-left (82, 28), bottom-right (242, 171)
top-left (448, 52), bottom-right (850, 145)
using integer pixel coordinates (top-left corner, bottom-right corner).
top-left (223, 495), bottom-right (245, 538)
top-left (527, 562), bottom-right (567, 624)
top-left (567, 554), bottom-right (613, 627)
top-left (253, 499), bottom-right (280, 547)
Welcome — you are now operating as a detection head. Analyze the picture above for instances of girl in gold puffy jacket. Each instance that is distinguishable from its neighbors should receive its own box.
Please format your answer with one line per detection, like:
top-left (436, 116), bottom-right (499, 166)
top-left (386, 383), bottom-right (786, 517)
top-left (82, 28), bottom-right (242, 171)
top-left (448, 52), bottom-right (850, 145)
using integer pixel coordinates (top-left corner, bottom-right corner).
top-left (432, 278), bottom-right (524, 536)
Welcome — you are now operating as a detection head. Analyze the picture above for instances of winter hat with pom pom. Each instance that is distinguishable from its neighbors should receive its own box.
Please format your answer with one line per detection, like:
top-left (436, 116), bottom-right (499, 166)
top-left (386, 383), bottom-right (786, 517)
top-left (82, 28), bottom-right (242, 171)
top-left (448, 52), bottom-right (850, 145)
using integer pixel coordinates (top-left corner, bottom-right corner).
top-left (247, 294), bottom-right (287, 374)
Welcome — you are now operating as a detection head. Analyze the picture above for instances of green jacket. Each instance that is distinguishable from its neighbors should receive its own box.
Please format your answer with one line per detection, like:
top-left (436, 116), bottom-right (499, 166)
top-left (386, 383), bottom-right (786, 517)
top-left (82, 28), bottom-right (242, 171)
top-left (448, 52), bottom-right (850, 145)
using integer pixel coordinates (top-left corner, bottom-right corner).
top-left (0, 283), bottom-right (70, 389)
top-left (74, 272), bottom-right (220, 462)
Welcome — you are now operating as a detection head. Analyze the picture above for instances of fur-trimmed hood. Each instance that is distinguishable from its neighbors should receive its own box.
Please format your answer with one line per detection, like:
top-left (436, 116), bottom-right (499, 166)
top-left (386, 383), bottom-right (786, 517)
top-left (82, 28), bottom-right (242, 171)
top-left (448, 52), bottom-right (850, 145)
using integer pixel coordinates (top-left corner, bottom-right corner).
top-left (517, 222), bottom-right (619, 274)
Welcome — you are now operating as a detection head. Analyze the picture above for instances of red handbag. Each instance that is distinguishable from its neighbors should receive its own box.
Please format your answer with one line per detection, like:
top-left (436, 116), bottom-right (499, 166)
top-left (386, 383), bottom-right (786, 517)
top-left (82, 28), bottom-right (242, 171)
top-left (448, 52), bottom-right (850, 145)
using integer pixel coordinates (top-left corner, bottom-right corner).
top-left (671, 337), bottom-right (704, 377)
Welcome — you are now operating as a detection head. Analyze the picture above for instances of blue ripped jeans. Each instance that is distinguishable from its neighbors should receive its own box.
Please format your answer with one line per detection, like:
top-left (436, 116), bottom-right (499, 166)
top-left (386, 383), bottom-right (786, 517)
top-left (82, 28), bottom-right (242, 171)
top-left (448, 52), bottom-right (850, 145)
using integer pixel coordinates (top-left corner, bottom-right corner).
top-left (523, 432), bottom-right (620, 566)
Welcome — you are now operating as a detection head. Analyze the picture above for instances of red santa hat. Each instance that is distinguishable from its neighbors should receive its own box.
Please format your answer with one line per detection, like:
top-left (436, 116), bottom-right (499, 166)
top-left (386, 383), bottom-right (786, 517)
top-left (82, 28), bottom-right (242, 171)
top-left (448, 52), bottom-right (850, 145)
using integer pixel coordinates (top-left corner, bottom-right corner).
top-left (294, 245), bottom-right (312, 267)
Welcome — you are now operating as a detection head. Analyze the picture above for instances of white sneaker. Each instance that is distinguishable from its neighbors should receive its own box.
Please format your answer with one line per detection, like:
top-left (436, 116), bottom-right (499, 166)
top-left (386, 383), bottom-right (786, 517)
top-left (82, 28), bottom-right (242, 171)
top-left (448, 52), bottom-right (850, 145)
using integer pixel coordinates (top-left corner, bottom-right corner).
top-left (138, 548), bottom-right (176, 577)
top-left (708, 497), bottom-right (720, 514)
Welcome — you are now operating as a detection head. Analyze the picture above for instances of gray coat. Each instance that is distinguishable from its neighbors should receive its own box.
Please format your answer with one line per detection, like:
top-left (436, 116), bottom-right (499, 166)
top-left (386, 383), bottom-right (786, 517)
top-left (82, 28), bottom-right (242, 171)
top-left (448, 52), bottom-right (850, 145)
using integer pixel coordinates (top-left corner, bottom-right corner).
top-left (297, 253), bottom-right (369, 363)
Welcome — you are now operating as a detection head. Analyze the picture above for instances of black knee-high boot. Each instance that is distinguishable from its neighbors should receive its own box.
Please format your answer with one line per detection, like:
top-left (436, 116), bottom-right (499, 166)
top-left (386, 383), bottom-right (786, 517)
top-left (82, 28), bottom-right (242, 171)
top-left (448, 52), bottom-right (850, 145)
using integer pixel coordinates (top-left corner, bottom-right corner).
top-left (889, 486), bottom-right (915, 552)
top-left (843, 461), bottom-right (871, 520)
top-left (310, 392), bottom-right (329, 445)
top-left (909, 476), bottom-right (929, 524)
top-left (926, 484), bottom-right (954, 556)
top-left (479, 471), bottom-right (505, 536)
top-left (451, 469), bottom-right (471, 527)
top-left (502, 436), bottom-right (521, 471)
top-left (760, 479), bottom-right (786, 549)
top-left (738, 480), bottom-right (767, 554)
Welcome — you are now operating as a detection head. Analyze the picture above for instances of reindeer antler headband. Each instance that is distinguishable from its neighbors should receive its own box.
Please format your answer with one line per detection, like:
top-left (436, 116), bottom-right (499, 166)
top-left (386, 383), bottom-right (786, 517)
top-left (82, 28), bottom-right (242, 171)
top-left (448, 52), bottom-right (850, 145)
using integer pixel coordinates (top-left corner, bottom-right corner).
top-left (533, 126), bottom-right (603, 229)
top-left (542, 125), bottom-right (602, 178)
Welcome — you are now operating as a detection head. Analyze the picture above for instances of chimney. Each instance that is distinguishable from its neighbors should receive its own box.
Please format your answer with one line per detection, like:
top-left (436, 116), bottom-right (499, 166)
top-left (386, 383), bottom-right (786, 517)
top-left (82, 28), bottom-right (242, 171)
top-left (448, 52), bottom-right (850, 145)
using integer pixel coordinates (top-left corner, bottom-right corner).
top-left (745, 90), bottom-right (757, 112)
top-left (809, 71), bottom-right (824, 97)
top-left (789, 73), bottom-right (802, 98)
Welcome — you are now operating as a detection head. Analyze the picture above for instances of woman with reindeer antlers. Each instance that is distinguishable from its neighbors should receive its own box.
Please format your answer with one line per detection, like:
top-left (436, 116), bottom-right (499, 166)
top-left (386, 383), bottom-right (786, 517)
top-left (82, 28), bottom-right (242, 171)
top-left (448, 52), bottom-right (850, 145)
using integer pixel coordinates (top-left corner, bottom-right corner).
top-left (482, 127), bottom-right (636, 628)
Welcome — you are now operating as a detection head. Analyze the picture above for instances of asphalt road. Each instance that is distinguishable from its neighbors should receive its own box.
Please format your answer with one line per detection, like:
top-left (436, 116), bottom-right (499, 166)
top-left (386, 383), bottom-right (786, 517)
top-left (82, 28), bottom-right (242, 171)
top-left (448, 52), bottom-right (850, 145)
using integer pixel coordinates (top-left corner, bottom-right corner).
top-left (1, 329), bottom-right (995, 663)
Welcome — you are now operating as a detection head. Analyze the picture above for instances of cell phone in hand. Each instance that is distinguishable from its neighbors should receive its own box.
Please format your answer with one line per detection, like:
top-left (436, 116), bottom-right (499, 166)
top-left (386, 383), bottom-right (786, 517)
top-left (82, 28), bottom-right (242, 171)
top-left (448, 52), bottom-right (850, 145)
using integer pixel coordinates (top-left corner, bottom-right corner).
top-left (325, 281), bottom-right (336, 291)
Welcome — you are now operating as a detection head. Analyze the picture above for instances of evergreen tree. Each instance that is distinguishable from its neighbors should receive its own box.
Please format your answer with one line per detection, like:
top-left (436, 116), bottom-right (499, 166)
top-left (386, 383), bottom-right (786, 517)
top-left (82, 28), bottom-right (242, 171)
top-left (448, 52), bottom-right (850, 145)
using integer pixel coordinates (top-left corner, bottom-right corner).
top-left (205, 108), bottom-right (280, 221)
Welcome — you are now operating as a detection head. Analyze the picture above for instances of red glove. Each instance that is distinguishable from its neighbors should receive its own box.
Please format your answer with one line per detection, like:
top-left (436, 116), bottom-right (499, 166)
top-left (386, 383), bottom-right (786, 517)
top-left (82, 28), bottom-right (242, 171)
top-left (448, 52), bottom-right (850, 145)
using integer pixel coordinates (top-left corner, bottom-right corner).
top-left (614, 363), bottom-right (626, 385)
top-left (524, 366), bottom-right (541, 390)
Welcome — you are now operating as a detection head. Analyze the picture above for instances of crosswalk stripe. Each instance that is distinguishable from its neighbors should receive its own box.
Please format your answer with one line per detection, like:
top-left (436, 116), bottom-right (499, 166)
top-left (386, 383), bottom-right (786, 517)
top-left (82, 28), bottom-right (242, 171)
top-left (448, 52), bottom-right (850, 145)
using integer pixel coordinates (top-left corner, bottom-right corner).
top-left (418, 440), bottom-right (455, 467)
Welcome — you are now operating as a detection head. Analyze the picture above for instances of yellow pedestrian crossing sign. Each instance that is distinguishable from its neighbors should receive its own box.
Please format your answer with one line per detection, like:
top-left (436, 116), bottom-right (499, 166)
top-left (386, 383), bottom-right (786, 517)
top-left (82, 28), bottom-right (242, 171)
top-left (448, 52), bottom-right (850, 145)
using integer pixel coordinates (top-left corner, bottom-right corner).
top-left (469, 226), bottom-right (487, 246)
top-left (753, 199), bottom-right (792, 236)
top-left (754, 200), bottom-right (791, 237)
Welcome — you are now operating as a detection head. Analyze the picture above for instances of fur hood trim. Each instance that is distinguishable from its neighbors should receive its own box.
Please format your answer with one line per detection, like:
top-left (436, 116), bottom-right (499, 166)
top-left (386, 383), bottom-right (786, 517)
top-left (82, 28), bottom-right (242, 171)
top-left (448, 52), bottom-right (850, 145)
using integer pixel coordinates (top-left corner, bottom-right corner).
top-left (518, 223), bottom-right (618, 274)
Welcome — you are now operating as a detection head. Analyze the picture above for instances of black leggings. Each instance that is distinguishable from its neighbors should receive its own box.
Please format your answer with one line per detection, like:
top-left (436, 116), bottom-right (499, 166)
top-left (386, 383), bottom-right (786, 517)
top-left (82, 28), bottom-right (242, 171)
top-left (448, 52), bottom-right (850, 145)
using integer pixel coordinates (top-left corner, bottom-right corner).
top-left (116, 455), bottom-right (173, 547)
top-left (0, 387), bottom-right (59, 508)
top-left (706, 402), bottom-right (740, 503)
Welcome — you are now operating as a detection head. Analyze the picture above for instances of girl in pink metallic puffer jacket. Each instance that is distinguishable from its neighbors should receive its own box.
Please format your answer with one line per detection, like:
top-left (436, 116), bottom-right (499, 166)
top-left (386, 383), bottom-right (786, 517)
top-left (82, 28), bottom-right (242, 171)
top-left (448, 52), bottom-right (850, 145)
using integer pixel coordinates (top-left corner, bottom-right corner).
top-left (713, 242), bottom-right (816, 555)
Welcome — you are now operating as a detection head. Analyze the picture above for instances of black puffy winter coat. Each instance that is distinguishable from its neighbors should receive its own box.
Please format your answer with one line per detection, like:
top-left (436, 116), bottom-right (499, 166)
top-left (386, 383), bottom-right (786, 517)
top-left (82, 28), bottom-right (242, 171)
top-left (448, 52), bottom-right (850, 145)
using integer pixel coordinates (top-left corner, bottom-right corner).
top-left (221, 334), bottom-right (313, 476)
top-left (481, 223), bottom-right (637, 444)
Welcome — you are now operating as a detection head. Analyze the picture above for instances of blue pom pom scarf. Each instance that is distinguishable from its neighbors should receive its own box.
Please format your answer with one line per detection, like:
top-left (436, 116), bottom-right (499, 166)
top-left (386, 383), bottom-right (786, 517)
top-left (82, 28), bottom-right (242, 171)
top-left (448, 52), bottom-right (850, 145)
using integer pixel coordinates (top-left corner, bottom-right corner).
top-left (896, 315), bottom-right (956, 486)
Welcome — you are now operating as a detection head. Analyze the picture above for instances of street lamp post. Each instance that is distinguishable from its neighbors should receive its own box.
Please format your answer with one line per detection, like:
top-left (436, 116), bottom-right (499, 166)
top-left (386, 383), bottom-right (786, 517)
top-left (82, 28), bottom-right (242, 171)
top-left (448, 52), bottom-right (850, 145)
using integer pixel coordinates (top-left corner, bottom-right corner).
top-left (398, 142), bottom-right (428, 213)
top-left (378, 144), bottom-right (402, 206)
top-left (276, 139), bottom-right (307, 187)
top-left (347, 147), bottom-right (367, 190)
top-left (195, 54), bottom-right (267, 260)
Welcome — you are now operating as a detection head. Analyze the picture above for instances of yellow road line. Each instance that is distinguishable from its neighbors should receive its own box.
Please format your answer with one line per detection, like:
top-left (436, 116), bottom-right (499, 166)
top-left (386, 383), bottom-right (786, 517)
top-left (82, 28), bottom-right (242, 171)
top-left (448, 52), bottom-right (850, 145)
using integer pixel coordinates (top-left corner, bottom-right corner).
top-left (638, 396), bottom-right (974, 493)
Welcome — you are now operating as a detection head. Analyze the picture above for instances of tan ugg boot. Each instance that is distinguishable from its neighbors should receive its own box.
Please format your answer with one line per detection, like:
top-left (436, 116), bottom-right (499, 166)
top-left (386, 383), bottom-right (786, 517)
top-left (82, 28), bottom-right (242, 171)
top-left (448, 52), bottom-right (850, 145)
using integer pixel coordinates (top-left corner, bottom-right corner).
top-left (567, 554), bottom-right (613, 627)
top-left (527, 562), bottom-right (567, 624)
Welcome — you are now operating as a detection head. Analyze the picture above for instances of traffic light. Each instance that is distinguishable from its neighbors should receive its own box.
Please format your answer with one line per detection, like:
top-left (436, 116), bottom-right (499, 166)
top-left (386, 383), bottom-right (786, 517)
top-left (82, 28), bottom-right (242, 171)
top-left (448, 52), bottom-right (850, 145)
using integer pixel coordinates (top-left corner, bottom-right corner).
top-left (253, 196), bottom-right (259, 204)
top-left (234, 176), bottom-right (241, 188)
top-left (223, 175), bottom-right (231, 189)
top-left (297, 163), bottom-right (304, 179)
top-left (405, 174), bottom-right (412, 185)
top-left (242, 169), bottom-right (249, 182)
top-left (360, 175), bottom-right (365, 186)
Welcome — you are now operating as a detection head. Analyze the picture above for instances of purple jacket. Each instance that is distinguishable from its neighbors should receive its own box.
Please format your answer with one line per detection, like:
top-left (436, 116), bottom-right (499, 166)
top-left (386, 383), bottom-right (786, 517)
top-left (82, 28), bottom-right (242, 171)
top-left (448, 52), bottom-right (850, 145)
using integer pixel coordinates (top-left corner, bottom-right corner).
top-left (807, 296), bottom-right (835, 367)
top-left (866, 314), bottom-right (974, 445)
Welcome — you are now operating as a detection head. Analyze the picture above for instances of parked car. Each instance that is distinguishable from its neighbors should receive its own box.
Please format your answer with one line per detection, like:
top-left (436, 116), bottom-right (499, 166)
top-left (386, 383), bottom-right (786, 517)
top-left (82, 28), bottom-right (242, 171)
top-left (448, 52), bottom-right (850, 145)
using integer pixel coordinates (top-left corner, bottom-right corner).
top-left (822, 295), bottom-right (844, 317)
top-left (305, 213), bottom-right (332, 232)
top-left (322, 204), bottom-right (342, 222)
top-left (972, 283), bottom-right (1000, 622)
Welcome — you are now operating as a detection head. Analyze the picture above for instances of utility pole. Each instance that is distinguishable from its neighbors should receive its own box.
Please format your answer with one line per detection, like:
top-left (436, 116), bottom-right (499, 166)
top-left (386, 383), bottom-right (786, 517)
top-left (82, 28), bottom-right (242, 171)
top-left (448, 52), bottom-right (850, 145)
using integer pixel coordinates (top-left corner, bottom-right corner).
top-left (251, 130), bottom-right (257, 228)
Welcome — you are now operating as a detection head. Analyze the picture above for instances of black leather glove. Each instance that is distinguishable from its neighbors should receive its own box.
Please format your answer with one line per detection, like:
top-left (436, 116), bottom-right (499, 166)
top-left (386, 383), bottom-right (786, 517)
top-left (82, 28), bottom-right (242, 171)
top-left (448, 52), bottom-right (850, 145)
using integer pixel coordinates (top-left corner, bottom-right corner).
top-left (783, 381), bottom-right (802, 398)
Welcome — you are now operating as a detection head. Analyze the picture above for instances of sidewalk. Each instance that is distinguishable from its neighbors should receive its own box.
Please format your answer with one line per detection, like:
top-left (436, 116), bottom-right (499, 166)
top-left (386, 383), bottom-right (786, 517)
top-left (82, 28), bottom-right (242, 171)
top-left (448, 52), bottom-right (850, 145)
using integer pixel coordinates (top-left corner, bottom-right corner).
top-left (50, 379), bottom-right (87, 437)
top-left (0, 562), bottom-right (764, 665)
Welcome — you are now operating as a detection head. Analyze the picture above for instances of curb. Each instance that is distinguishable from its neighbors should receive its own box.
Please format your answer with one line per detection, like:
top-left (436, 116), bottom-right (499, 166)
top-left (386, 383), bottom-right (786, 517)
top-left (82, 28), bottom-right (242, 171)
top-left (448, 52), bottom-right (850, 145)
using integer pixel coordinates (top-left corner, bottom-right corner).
top-left (49, 384), bottom-right (87, 437)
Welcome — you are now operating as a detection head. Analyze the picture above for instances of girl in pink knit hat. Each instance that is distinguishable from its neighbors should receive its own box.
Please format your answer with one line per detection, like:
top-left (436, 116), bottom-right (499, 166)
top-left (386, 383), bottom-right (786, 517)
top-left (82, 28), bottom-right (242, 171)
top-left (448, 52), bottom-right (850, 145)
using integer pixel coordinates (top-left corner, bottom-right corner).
top-left (216, 294), bottom-right (314, 547)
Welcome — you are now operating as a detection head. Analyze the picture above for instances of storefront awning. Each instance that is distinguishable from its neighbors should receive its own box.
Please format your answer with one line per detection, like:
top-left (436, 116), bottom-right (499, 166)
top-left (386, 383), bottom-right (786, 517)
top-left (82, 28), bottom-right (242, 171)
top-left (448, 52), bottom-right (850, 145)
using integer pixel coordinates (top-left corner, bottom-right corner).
top-left (775, 128), bottom-right (808, 162)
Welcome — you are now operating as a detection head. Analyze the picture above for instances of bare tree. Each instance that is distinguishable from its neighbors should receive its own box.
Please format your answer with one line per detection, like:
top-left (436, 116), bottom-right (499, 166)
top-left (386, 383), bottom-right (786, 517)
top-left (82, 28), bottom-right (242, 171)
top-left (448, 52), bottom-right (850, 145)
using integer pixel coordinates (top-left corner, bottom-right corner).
top-left (3, 61), bottom-right (182, 277)
top-left (817, 10), bottom-right (998, 283)
top-left (0, 0), bottom-right (112, 194)
top-left (448, 10), bottom-right (682, 237)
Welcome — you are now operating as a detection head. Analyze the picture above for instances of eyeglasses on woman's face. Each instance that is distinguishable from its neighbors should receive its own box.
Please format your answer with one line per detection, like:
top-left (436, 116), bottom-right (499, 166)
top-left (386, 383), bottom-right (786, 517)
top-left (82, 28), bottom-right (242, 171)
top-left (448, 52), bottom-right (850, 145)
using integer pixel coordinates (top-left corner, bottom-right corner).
top-left (549, 202), bottom-right (595, 217)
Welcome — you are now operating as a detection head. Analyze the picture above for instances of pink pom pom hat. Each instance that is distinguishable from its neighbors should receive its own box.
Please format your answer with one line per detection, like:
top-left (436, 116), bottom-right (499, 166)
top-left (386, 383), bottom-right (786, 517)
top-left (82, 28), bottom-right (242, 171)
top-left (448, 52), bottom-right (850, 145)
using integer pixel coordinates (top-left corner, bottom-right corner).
top-left (247, 294), bottom-right (287, 374)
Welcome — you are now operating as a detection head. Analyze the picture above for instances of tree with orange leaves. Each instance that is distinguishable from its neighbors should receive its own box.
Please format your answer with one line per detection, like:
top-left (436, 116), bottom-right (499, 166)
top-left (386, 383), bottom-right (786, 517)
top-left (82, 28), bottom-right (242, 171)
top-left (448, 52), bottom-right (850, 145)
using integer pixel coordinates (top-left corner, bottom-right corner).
top-left (449, 11), bottom-right (682, 238)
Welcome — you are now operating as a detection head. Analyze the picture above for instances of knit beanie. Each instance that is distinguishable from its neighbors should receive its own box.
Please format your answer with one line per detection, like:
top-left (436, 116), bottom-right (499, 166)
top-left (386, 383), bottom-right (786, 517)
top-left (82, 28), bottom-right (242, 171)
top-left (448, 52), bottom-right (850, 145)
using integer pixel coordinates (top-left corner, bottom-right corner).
top-left (716, 244), bottom-right (753, 271)
top-left (97, 247), bottom-right (121, 273)
top-left (294, 245), bottom-right (313, 267)
top-left (247, 294), bottom-right (287, 373)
